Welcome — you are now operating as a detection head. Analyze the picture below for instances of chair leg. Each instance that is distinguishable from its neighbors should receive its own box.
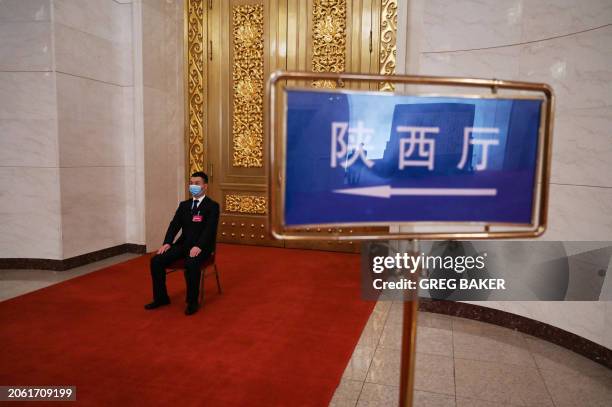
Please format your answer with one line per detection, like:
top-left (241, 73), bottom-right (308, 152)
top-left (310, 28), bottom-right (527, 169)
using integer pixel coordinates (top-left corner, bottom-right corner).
top-left (214, 264), bottom-right (222, 294)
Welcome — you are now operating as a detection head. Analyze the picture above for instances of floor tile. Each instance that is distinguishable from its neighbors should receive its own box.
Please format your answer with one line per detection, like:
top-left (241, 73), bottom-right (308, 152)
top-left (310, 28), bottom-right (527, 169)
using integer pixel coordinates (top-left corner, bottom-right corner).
top-left (329, 378), bottom-right (363, 406)
top-left (356, 313), bottom-right (386, 349)
top-left (365, 343), bottom-right (455, 395)
top-left (525, 336), bottom-right (612, 378)
top-left (372, 300), bottom-right (392, 315)
top-left (417, 311), bottom-right (453, 330)
top-left (456, 397), bottom-right (519, 406)
top-left (414, 352), bottom-right (455, 396)
top-left (416, 326), bottom-right (453, 357)
top-left (380, 323), bottom-right (453, 358)
top-left (356, 382), bottom-right (399, 406)
top-left (413, 390), bottom-right (455, 407)
top-left (539, 368), bottom-right (612, 407)
top-left (365, 347), bottom-right (401, 386)
top-left (455, 358), bottom-right (554, 406)
top-left (343, 345), bottom-right (376, 381)
top-left (378, 321), bottom-right (403, 350)
top-left (452, 317), bottom-right (535, 367)
top-left (385, 302), bottom-right (404, 325)
top-left (330, 399), bottom-right (358, 407)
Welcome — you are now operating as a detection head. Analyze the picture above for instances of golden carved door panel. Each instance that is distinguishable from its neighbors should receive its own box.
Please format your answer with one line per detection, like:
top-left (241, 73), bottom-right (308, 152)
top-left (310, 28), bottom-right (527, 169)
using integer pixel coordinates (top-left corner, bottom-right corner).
top-left (206, 0), bottom-right (281, 247)
top-left (185, 0), bottom-right (397, 250)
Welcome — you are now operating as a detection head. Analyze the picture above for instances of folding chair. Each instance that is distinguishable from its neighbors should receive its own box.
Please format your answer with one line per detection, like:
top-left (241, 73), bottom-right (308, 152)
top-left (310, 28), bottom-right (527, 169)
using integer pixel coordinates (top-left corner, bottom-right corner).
top-left (165, 253), bottom-right (222, 305)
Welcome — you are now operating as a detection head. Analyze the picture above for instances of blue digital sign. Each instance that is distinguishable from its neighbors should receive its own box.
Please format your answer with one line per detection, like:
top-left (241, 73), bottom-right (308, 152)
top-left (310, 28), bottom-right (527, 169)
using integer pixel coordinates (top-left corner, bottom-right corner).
top-left (283, 89), bottom-right (543, 227)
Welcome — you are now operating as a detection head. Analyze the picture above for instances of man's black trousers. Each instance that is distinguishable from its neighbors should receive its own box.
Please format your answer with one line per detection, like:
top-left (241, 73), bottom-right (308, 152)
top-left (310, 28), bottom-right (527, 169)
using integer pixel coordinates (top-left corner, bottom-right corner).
top-left (149, 244), bottom-right (211, 306)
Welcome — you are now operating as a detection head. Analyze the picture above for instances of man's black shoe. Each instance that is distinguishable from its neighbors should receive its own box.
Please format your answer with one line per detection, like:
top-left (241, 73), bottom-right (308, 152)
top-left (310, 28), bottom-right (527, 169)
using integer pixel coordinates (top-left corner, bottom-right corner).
top-left (185, 303), bottom-right (199, 316)
top-left (144, 299), bottom-right (170, 310)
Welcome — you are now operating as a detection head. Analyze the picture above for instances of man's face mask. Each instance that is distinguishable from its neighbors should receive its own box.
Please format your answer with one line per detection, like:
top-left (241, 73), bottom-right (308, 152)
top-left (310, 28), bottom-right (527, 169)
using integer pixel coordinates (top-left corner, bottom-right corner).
top-left (189, 184), bottom-right (203, 196)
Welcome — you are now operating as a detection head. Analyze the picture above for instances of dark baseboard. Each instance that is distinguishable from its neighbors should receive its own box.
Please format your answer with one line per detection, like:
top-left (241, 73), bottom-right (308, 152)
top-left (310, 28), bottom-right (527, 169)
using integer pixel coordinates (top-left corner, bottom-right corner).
top-left (419, 298), bottom-right (612, 370)
top-left (0, 244), bottom-right (147, 271)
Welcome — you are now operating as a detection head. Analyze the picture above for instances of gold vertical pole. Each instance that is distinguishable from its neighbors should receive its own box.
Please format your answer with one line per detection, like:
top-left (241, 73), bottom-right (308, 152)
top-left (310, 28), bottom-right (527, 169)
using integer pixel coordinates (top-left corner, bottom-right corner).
top-left (399, 240), bottom-right (420, 407)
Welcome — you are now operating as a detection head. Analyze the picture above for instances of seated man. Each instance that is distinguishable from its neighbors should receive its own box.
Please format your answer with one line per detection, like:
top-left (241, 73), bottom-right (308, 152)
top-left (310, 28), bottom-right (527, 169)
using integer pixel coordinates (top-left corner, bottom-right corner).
top-left (145, 171), bottom-right (220, 316)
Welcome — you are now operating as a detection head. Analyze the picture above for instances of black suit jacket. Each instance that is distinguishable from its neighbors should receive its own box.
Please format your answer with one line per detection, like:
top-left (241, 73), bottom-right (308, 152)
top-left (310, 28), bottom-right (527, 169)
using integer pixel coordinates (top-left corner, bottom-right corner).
top-left (163, 195), bottom-right (220, 255)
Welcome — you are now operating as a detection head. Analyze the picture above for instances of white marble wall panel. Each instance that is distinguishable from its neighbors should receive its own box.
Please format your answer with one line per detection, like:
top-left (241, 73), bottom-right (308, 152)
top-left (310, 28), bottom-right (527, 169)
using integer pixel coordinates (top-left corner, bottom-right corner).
top-left (0, 72), bottom-right (58, 167)
top-left (0, 0), bottom-right (50, 22)
top-left (54, 0), bottom-right (128, 43)
top-left (122, 82), bottom-right (144, 244)
top-left (55, 71), bottom-right (123, 124)
top-left (0, 22), bottom-right (53, 71)
top-left (54, 23), bottom-right (132, 86)
top-left (141, 0), bottom-right (184, 250)
top-left (420, 0), bottom-right (612, 52)
top-left (521, 0), bottom-right (612, 42)
top-left (0, 119), bottom-right (57, 167)
top-left (605, 302), bottom-right (612, 346)
top-left (0, 0), bottom-right (140, 259)
top-left (419, 46), bottom-right (520, 80)
top-left (143, 85), bottom-right (175, 248)
top-left (60, 166), bottom-right (126, 258)
top-left (122, 87), bottom-right (136, 167)
top-left (141, 1), bottom-right (166, 91)
top-left (124, 164), bottom-right (144, 245)
top-left (519, 26), bottom-right (612, 112)
top-left (0, 1), bottom-right (59, 260)
top-left (56, 73), bottom-right (125, 167)
top-left (0, 72), bottom-right (55, 119)
top-left (52, 0), bottom-right (136, 255)
top-left (550, 106), bottom-right (612, 187)
top-left (125, 0), bottom-right (146, 247)
top-left (545, 184), bottom-right (612, 241)
top-left (0, 167), bottom-right (62, 259)
top-left (422, 0), bottom-right (522, 52)
top-left (420, 26), bottom-right (612, 112)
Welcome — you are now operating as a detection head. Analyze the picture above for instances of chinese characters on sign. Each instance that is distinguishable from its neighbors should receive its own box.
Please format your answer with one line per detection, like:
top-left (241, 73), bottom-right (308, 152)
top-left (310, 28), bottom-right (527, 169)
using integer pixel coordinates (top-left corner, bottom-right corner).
top-left (331, 123), bottom-right (500, 172)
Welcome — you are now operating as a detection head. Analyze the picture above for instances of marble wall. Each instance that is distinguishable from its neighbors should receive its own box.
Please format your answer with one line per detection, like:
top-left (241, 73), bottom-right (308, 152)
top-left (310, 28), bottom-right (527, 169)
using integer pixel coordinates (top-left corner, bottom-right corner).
top-left (0, 0), bottom-right (61, 259)
top-left (0, 0), bottom-right (184, 259)
top-left (54, 0), bottom-right (133, 258)
top-left (140, 0), bottom-right (185, 250)
top-left (397, 0), bottom-right (612, 348)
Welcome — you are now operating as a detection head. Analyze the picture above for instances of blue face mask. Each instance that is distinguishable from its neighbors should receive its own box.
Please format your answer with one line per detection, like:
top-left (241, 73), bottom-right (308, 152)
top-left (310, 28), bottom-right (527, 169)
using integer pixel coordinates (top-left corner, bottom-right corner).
top-left (189, 185), bottom-right (202, 196)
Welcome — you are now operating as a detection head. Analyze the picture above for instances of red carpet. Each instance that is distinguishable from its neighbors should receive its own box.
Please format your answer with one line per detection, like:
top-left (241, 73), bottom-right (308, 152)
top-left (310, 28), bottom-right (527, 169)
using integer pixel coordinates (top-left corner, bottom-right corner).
top-left (0, 244), bottom-right (374, 406)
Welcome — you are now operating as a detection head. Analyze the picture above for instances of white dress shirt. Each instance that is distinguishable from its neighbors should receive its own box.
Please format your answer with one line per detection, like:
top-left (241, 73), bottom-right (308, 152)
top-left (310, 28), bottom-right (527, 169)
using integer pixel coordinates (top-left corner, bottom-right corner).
top-left (192, 195), bottom-right (206, 210)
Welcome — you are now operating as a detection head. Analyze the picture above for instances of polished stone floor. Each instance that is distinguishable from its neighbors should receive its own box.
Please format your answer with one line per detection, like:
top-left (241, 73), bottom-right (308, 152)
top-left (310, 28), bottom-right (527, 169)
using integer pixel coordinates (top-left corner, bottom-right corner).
top-left (331, 301), bottom-right (612, 407)
top-left (1, 255), bottom-right (610, 407)
top-left (0, 253), bottom-right (140, 302)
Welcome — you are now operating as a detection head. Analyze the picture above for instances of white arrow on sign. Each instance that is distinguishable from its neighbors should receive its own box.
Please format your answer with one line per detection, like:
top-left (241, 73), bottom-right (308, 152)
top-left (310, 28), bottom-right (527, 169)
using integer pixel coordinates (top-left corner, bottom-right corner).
top-left (333, 185), bottom-right (497, 198)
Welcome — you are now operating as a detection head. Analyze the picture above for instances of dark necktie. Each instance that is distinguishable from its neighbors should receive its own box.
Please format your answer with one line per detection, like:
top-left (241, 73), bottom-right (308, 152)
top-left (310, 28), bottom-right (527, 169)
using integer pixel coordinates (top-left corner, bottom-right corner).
top-left (192, 200), bottom-right (200, 213)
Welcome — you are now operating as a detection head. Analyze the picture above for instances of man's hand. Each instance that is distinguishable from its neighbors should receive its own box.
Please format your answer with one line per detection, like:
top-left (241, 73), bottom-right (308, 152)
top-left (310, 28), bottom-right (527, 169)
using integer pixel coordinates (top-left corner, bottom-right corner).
top-left (189, 246), bottom-right (202, 258)
top-left (157, 244), bottom-right (171, 254)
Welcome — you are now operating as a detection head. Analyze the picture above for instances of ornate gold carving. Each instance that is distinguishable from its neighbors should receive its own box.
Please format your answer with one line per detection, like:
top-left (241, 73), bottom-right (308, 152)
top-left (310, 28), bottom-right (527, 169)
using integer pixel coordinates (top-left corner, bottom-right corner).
top-left (379, 0), bottom-right (397, 91)
top-left (225, 194), bottom-right (267, 214)
top-left (232, 4), bottom-right (264, 167)
top-left (187, 0), bottom-right (205, 174)
top-left (311, 0), bottom-right (346, 88)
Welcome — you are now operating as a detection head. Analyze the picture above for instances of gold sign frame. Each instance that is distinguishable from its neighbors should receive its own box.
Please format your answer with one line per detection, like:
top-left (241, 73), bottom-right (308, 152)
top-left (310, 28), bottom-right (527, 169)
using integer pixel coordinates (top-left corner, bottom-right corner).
top-left (267, 71), bottom-right (555, 241)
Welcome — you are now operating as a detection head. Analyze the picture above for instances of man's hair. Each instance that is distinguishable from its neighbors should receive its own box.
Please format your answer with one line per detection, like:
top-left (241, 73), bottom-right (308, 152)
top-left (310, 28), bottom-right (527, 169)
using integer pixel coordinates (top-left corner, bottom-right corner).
top-left (191, 171), bottom-right (209, 183)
